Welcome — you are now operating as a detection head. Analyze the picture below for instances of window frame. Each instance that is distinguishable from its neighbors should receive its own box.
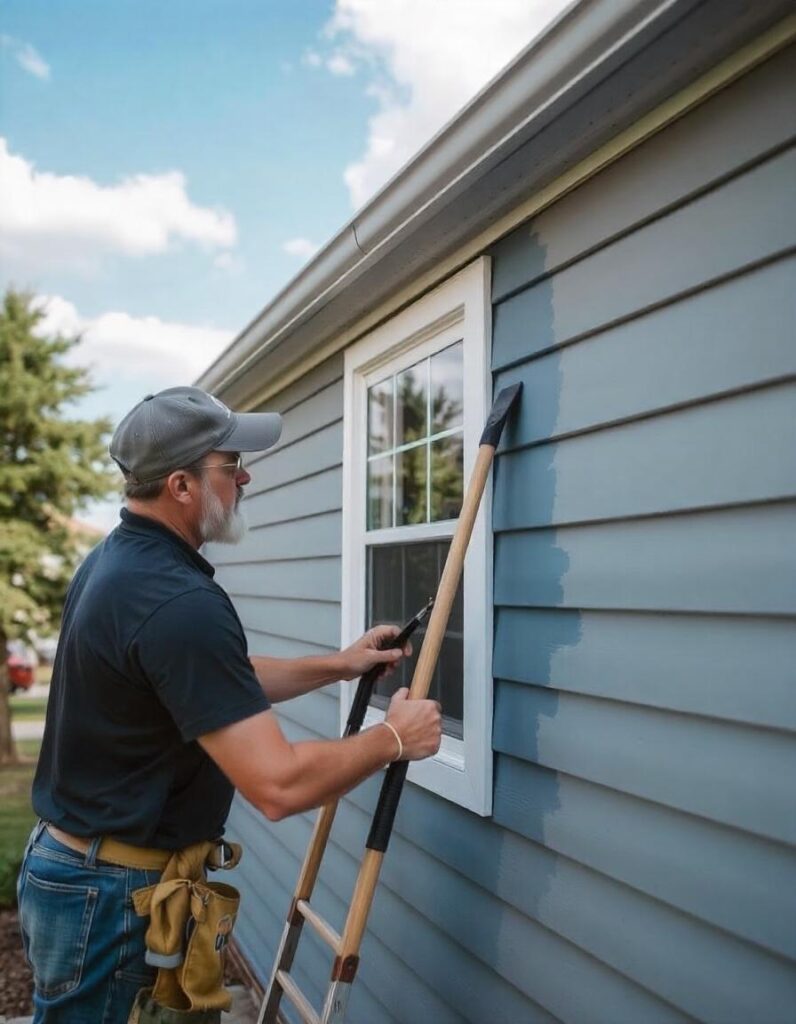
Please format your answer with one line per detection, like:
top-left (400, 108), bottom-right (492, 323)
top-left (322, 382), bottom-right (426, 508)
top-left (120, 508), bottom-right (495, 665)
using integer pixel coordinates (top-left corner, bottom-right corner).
top-left (340, 258), bottom-right (493, 815)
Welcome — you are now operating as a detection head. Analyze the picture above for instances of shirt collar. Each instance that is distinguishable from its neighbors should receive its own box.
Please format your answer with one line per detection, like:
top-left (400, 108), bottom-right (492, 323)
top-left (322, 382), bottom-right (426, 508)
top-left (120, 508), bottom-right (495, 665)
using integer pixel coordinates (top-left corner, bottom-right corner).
top-left (119, 507), bottom-right (216, 578)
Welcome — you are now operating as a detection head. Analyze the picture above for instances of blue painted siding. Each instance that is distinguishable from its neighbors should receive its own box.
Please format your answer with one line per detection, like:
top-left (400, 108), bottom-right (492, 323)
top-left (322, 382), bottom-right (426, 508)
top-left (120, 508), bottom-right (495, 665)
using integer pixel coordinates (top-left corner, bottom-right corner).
top-left (206, 355), bottom-right (354, 1022)
top-left (488, 41), bottom-right (796, 1024)
top-left (209, 44), bottom-right (796, 1024)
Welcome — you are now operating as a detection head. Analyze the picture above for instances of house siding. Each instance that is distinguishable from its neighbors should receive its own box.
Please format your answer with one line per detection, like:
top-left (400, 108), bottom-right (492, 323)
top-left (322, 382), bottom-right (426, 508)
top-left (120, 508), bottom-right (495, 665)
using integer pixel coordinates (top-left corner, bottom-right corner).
top-left (489, 41), bottom-right (796, 1024)
top-left (210, 44), bottom-right (796, 1024)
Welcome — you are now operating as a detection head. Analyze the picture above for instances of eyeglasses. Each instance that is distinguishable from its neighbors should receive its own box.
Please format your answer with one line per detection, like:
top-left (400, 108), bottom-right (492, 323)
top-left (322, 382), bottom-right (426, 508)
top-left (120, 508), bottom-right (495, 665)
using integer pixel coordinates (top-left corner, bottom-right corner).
top-left (196, 454), bottom-right (244, 475)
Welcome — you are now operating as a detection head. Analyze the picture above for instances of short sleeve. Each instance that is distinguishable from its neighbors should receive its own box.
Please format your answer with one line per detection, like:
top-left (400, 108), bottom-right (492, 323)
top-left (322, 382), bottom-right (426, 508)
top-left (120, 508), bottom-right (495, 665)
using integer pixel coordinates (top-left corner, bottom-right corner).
top-left (130, 587), bottom-right (270, 741)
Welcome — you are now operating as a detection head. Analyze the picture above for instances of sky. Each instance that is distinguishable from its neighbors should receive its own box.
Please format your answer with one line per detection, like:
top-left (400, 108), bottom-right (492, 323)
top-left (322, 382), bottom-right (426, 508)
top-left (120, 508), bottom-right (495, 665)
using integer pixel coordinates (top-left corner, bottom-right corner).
top-left (0, 0), bottom-right (570, 529)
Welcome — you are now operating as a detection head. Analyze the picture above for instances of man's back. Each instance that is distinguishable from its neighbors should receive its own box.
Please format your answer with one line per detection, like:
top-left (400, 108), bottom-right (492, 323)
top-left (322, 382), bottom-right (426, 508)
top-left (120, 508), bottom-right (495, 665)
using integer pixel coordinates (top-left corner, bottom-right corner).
top-left (33, 508), bottom-right (268, 849)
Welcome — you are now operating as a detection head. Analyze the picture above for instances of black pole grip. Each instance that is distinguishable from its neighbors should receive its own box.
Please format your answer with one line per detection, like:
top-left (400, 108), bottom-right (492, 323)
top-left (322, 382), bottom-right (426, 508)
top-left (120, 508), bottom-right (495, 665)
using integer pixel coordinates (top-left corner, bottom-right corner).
top-left (343, 600), bottom-right (433, 739)
top-left (344, 665), bottom-right (382, 738)
top-left (366, 760), bottom-right (409, 852)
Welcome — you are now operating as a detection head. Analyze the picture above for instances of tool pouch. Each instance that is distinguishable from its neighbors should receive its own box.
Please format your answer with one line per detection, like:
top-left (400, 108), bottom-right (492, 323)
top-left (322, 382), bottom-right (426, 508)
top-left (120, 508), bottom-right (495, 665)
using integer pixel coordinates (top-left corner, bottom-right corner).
top-left (127, 988), bottom-right (221, 1024)
top-left (180, 880), bottom-right (239, 1010)
top-left (131, 841), bottom-right (242, 1018)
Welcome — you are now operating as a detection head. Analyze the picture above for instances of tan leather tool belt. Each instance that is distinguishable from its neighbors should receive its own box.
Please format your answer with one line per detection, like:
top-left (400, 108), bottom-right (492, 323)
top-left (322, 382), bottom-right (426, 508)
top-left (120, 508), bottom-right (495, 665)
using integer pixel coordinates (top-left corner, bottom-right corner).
top-left (46, 824), bottom-right (171, 872)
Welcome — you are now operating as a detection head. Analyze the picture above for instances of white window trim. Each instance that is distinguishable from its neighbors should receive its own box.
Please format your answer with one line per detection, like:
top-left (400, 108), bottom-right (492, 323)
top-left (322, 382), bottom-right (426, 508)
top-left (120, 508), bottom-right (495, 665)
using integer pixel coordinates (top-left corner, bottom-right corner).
top-left (340, 257), bottom-right (493, 815)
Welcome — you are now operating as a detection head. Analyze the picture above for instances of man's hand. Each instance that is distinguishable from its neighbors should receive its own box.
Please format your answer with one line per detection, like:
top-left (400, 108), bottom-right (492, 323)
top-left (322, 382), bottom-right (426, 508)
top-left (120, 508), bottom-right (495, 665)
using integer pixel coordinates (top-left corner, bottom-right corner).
top-left (337, 624), bottom-right (412, 681)
top-left (384, 687), bottom-right (442, 761)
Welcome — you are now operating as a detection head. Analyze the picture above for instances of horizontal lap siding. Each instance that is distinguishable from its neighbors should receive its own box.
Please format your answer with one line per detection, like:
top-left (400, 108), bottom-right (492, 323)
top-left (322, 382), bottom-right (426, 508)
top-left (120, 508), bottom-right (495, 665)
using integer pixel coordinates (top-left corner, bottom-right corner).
top-left (488, 46), bottom-right (796, 1024)
top-left (211, 49), bottom-right (796, 1024)
top-left (206, 356), bottom-right (360, 1020)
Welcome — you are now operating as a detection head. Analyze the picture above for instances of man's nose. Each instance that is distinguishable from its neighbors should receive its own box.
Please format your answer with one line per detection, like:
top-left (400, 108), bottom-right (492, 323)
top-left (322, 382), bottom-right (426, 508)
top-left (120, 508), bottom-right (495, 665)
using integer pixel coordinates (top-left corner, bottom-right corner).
top-left (236, 466), bottom-right (251, 486)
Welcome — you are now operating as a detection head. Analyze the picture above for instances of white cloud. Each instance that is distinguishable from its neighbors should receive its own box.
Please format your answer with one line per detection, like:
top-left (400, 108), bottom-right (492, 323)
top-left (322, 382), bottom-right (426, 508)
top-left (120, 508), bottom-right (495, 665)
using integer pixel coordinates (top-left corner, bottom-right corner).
top-left (0, 35), bottom-right (50, 80)
top-left (325, 0), bottom-right (571, 209)
top-left (32, 294), bottom-right (234, 388)
top-left (327, 53), bottom-right (356, 76)
top-left (302, 49), bottom-right (323, 68)
top-left (30, 294), bottom-right (238, 534)
top-left (213, 251), bottom-right (245, 275)
top-left (282, 237), bottom-right (320, 261)
top-left (0, 138), bottom-right (237, 275)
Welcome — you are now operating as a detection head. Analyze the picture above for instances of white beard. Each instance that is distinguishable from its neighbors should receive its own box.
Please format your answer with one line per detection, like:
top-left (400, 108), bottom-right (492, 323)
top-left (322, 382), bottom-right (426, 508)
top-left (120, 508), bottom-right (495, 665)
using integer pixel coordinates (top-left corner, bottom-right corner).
top-left (199, 478), bottom-right (248, 544)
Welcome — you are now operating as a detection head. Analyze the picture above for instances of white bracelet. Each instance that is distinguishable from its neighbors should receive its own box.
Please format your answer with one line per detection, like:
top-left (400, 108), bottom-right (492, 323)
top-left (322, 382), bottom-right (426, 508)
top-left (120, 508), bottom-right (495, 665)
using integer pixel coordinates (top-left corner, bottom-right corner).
top-left (381, 721), bottom-right (403, 763)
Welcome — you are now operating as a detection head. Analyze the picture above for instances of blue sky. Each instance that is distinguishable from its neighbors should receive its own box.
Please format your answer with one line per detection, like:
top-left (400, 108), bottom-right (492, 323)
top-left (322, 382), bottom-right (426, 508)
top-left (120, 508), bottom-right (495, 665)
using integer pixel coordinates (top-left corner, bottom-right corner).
top-left (0, 0), bottom-right (568, 527)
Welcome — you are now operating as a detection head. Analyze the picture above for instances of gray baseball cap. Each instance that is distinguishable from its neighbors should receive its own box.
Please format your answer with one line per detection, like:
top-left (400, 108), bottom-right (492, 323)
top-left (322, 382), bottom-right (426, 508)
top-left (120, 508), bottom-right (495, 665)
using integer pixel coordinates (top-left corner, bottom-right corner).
top-left (110, 386), bottom-right (282, 483)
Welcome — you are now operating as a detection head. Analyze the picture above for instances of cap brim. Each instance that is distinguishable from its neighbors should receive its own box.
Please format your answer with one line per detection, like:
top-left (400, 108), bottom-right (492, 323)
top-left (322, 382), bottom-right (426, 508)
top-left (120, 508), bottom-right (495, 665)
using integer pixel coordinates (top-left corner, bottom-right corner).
top-left (218, 411), bottom-right (283, 453)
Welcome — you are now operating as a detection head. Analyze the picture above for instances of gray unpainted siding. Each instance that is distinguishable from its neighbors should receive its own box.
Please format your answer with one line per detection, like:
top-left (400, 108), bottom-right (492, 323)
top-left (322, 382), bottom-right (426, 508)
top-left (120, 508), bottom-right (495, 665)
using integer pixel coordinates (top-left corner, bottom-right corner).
top-left (209, 45), bottom-right (796, 1024)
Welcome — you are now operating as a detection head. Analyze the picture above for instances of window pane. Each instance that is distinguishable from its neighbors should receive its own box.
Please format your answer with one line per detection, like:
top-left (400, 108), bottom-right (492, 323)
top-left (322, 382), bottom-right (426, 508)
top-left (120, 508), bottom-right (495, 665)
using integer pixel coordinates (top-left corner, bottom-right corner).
top-left (435, 635), bottom-right (463, 738)
top-left (369, 545), bottom-right (403, 624)
top-left (367, 378), bottom-right (394, 455)
top-left (405, 540), bottom-right (441, 617)
top-left (396, 361), bottom-right (427, 446)
top-left (430, 433), bottom-right (463, 521)
top-left (367, 455), bottom-right (392, 530)
top-left (431, 341), bottom-right (463, 433)
top-left (367, 541), bottom-right (463, 737)
top-left (396, 444), bottom-right (426, 525)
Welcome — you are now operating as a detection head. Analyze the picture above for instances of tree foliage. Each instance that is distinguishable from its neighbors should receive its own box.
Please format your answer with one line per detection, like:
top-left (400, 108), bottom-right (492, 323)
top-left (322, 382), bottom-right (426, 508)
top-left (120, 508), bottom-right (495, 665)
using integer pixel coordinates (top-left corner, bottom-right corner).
top-left (0, 287), bottom-right (117, 760)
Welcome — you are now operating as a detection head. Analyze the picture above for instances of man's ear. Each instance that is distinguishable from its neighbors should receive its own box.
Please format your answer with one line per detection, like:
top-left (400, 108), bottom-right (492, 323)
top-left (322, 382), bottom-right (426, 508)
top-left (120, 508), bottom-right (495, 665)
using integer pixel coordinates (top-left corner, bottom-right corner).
top-left (166, 470), bottom-right (196, 505)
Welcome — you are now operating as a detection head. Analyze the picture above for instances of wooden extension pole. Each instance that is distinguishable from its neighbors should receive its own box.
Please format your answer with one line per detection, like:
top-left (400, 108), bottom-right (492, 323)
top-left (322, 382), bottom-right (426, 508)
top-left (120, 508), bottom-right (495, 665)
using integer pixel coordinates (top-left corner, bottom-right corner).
top-left (260, 606), bottom-right (429, 1024)
top-left (326, 383), bottom-right (522, 1018)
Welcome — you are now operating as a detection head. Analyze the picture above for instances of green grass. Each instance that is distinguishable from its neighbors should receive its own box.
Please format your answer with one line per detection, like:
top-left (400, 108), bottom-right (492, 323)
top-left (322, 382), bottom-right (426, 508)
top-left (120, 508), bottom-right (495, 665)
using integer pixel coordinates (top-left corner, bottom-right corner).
top-left (0, 759), bottom-right (37, 907)
top-left (15, 739), bottom-right (42, 759)
top-left (9, 696), bottom-right (47, 721)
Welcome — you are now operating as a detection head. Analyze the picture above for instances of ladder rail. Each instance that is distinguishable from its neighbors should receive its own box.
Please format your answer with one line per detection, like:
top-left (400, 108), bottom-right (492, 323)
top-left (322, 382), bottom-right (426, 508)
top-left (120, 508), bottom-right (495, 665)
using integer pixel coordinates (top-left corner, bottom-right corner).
top-left (260, 609), bottom-right (432, 1023)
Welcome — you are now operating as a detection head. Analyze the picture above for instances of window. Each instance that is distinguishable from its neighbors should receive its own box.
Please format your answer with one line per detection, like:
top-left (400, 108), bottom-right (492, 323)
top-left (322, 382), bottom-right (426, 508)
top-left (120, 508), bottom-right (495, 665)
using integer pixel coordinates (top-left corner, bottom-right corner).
top-left (341, 259), bottom-right (492, 814)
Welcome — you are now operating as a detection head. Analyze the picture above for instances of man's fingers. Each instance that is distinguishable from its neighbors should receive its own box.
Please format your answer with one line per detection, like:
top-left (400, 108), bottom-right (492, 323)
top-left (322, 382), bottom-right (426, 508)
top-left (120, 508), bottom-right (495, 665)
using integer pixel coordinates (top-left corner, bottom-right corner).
top-left (371, 624), bottom-right (400, 644)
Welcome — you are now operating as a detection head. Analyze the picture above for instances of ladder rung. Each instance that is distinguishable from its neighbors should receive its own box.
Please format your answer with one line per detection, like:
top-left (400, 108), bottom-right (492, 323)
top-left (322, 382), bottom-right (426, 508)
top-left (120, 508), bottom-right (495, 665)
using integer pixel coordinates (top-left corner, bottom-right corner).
top-left (275, 970), bottom-right (320, 1024)
top-left (296, 899), bottom-right (342, 953)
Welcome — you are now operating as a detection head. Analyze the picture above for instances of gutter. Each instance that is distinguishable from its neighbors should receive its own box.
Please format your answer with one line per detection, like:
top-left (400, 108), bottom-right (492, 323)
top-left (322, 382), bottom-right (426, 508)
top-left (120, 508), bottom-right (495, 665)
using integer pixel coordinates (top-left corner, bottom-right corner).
top-left (197, 0), bottom-right (789, 400)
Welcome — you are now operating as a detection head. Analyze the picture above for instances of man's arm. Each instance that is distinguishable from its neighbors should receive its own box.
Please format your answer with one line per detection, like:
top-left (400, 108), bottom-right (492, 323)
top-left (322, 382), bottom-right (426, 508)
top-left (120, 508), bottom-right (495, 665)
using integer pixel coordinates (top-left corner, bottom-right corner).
top-left (250, 624), bottom-right (411, 703)
top-left (199, 688), bottom-right (440, 820)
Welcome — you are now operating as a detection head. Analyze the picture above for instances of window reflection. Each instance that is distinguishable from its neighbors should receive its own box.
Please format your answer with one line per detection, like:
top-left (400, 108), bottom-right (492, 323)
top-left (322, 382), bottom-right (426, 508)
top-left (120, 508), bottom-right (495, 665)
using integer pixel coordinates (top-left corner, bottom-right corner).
top-left (430, 434), bottom-right (463, 521)
top-left (396, 444), bottom-right (426, 525)
top-left (367, 455), bottom-right (392, 530)
top-left (368, 541), bottom-right (463, 738)
top-left (396, 362), bottom-right (427, 445)
top-left (368, 378), bottom-right (393, 455)
top-left (431, 342), bottom-right (463, 433)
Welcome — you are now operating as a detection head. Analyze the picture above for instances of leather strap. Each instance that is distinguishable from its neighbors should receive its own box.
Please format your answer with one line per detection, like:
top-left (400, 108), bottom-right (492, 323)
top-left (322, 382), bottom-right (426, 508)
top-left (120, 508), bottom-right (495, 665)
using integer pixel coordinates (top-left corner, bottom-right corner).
top-left (46, 824), bottom-right (171, 872)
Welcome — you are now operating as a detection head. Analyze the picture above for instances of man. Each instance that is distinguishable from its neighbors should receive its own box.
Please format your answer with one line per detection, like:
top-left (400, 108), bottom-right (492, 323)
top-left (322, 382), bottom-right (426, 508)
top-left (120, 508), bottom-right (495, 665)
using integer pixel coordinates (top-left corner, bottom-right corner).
top-left (18, 386), bottom-right (442, 1023)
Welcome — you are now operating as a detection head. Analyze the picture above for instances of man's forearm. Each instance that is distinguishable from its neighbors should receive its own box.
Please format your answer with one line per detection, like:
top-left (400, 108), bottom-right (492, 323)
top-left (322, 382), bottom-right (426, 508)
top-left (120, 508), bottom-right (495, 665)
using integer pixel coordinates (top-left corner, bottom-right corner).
top-left (250, 653), bottom-right (345, 703)
top-left (259, 724), bottom-right (399, 819)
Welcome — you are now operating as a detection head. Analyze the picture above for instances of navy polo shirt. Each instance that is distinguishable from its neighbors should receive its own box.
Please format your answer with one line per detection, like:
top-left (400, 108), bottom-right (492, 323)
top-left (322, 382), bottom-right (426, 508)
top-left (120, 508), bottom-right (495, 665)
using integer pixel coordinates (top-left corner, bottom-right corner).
top-left (33, 508), bottom-right (270, 849)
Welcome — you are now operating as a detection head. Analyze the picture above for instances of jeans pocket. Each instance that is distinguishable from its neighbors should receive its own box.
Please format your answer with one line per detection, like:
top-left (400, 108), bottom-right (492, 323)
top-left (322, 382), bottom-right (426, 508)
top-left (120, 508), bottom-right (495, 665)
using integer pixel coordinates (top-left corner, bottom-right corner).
top-left (19, 870), bottom-right (98, 997)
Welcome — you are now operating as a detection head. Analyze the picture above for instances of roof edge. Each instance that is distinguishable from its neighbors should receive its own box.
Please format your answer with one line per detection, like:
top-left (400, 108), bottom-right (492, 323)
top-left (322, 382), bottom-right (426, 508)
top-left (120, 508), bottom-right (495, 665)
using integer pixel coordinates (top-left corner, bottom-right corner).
top-left (197, 0), bottom-right (676, 394)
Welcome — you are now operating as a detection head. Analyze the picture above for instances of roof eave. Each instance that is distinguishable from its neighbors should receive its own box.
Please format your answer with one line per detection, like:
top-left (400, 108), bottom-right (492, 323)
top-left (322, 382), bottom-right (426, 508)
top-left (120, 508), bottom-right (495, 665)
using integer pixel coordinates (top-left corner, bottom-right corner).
top-left (197, 0), bottom-right (792, 402)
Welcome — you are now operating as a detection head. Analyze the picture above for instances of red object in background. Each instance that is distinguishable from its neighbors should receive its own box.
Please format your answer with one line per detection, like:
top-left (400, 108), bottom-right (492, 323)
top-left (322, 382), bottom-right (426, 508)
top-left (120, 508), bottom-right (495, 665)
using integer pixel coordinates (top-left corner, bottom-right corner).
top-left (8, 653), bottom-right (35, 692)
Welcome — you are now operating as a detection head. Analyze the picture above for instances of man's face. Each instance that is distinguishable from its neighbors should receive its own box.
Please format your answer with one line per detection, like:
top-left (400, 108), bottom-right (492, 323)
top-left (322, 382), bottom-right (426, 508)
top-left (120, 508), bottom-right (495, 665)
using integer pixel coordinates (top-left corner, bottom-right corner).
top-left (196, 451), bottom-right (251, 545)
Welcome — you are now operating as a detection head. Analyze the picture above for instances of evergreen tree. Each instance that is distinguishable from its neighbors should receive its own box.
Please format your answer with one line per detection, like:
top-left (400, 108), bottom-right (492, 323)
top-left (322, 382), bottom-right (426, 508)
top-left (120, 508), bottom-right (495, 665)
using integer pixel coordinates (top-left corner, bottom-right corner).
top-left (0, 288), bottom-right (116, 762)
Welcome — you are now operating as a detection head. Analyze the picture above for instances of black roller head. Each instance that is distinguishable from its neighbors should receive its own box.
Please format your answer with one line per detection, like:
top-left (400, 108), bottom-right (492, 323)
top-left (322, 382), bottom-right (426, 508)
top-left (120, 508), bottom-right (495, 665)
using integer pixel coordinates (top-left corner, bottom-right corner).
top-left (479, 382), bottom-right (523, 448)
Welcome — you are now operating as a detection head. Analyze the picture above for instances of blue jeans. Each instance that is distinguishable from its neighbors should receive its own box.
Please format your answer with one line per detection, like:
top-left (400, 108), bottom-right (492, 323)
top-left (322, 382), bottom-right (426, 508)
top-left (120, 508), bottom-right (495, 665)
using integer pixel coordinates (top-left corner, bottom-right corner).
top-left (17, 821), bottom-right (160, 1024)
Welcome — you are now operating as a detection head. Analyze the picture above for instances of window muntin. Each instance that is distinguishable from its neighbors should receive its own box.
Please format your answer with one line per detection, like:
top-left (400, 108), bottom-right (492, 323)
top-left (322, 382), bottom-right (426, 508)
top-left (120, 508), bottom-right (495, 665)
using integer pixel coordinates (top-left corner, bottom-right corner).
top-left (364, 341), bottom-right (464, 738)
top-left (366, 341), bottom-right (464, 531)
